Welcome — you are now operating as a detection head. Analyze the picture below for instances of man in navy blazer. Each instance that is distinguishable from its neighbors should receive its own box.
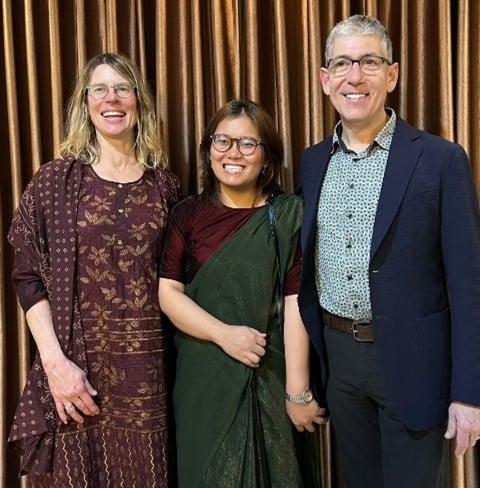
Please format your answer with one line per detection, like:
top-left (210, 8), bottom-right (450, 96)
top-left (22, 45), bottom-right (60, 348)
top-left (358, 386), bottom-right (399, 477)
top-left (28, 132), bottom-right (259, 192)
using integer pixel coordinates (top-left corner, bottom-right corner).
top-left (297, 14), bottom-right (480, 488)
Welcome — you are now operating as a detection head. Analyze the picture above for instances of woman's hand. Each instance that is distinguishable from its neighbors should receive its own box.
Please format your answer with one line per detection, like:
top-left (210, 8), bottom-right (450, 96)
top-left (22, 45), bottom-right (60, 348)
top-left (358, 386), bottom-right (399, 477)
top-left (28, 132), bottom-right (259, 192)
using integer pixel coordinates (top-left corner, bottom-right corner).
top-left (24, 299), bottom-right (100, 424)
top-left (159, 279), bottom-right (267, 367)
top-left (217, 325), bottom-right (267, 367)
top-left (286, 399), bottom-right (328, 432)
top-left (43, 354), bottom-right (100, 424)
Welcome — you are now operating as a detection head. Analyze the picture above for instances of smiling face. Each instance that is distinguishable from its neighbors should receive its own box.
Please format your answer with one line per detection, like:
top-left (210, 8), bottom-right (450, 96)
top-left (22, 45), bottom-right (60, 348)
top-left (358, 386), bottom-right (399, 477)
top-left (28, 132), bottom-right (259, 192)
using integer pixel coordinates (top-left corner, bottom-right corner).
top-left (210, 114), bottom-right (266, 199)
top-left (87, 64), bottom-right (138, 145)
top-left (320, 34), bottom-right (398, 133)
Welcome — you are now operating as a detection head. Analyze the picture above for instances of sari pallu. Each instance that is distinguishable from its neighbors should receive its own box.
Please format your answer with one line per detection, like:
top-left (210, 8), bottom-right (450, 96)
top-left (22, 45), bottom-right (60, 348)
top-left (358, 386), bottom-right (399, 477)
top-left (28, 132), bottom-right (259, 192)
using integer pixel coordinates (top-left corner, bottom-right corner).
top-left (173, 194), bottom-right (315, 487)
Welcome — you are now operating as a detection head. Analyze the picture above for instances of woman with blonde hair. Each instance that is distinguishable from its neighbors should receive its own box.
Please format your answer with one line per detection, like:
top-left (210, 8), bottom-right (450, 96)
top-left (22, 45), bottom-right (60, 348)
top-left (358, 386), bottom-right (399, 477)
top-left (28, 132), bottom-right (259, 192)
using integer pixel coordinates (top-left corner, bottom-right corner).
top-left (8, 52), bottom-right (182, 487)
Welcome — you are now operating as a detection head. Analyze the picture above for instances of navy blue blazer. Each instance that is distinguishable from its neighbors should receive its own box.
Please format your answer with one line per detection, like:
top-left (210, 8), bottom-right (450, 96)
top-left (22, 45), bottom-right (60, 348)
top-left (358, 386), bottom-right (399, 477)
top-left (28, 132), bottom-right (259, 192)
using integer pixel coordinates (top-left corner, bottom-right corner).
top-left (298, 117), bottom-right (480, 431)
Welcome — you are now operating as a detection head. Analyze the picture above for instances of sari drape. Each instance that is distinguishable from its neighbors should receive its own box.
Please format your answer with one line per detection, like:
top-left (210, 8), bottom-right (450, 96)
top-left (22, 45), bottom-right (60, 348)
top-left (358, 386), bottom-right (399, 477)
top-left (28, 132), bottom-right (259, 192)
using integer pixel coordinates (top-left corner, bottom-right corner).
top-left (173, 193), bottom-right (317, 487)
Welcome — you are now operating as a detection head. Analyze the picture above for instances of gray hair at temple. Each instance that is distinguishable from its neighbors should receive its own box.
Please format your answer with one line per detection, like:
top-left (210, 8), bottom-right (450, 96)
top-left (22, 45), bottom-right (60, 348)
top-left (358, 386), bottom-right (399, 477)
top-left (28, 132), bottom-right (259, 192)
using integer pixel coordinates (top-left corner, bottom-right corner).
top-left (325, 15), bottom-right (393, 64)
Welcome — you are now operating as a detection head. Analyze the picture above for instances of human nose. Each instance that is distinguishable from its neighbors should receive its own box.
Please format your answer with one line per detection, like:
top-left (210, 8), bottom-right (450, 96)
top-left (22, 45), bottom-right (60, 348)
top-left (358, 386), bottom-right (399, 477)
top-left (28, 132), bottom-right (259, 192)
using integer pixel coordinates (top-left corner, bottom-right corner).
top-left (104, 86), bottom-right (118, 100)
top-left (346, 60), bottom-right (364, 81)
top-left (226, 138), bottom-right (242, 155)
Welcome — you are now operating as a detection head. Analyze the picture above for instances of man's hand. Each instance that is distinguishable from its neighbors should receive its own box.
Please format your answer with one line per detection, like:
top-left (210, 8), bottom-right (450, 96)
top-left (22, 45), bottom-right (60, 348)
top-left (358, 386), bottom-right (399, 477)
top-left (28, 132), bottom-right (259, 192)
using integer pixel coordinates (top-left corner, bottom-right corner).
top-left (444, 401), bottom-right (480, 456)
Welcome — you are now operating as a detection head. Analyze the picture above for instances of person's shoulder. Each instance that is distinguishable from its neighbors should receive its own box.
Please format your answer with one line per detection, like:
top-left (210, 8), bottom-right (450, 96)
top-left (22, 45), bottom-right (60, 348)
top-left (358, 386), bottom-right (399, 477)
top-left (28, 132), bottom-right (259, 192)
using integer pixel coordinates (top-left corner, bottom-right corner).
top-left (152, 166), bottom-right (183, 188)
top-left (152, 166), bottom-right (184, 202)
top-left (31, 157), bottom-right (80, 184)
top-left (395, 118), bottom-right (466, 153)
top-left (170, 194), bottom-right (202, 215)
top-left (37, 156), bottom-right (77, 173)
top-left (271, 192), bottom-right (303, 214)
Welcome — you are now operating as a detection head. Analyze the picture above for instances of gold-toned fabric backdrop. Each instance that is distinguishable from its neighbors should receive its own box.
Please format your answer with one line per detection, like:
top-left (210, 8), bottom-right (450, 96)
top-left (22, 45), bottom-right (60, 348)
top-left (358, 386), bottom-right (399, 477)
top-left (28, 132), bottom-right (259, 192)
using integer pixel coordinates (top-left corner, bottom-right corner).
top-left (1, 1), bottom-right (479, 487)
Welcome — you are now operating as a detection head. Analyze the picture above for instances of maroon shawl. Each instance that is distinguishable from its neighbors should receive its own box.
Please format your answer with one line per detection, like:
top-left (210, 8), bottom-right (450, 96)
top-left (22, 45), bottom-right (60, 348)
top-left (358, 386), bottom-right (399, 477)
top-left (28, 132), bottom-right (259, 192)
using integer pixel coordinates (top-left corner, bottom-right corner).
top-left (8, 157), bottom-right (181, 475)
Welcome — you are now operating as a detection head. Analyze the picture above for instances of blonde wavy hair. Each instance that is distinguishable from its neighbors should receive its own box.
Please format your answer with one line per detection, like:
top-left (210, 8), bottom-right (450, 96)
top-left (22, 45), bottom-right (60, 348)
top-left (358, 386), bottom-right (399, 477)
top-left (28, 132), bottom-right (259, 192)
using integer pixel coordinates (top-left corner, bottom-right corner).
top-left (58, 52), bottom-right (167, 169)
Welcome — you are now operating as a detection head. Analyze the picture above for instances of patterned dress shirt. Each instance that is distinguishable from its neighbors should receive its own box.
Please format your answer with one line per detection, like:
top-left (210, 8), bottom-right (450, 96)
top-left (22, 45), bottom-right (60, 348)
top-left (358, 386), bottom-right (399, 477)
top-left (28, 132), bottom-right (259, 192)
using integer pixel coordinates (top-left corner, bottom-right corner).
top-left (315, 110), bottom-right (396, 320)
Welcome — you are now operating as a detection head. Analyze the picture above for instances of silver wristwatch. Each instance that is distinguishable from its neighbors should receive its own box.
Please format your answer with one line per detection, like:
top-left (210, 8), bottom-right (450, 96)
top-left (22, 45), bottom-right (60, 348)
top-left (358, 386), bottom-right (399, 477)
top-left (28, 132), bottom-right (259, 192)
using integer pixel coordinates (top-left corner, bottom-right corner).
top-left (285, 388), bottom-right (313, 404)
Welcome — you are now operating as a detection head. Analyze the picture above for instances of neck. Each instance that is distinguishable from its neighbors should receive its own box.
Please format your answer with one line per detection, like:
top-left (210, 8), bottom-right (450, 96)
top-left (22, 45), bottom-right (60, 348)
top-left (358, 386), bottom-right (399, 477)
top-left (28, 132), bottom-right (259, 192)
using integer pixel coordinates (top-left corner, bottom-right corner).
top-left (219, 188), bottom-right (261, 208)
top-left (94, 138), bottom-right (143, 183)
top-left (96, 132), bottom-right (136, 162)
top-left (341, 112), bottom-right (389, 153)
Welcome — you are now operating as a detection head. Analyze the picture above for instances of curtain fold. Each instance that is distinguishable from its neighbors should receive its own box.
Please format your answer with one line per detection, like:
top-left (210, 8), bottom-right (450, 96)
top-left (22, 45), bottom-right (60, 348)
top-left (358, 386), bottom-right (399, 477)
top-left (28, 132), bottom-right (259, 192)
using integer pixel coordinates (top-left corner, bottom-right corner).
top-left (1, 1), bottom-right (478, 486)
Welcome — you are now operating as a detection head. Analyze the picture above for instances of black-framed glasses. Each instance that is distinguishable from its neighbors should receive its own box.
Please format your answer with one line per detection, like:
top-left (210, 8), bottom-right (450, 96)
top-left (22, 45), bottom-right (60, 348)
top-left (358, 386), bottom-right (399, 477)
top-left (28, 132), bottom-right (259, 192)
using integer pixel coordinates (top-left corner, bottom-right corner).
top-left (210, 134), bottom-right (264, 156)
top-left (86, 83), bottom-right (137, 100)
top-left (326, 55), bottom-right (392, 77)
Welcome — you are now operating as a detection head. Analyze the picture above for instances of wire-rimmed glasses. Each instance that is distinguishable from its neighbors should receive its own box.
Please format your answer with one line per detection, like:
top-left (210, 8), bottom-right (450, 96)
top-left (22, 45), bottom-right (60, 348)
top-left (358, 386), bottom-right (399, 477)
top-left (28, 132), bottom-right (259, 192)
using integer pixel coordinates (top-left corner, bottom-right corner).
top-left (86, 83), bottom-right (136, 100)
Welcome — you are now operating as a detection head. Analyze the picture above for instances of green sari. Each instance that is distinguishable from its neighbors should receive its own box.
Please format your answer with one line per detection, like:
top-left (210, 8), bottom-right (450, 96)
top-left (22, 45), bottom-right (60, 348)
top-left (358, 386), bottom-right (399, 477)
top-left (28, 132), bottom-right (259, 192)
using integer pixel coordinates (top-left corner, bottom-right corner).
top-left (173, 194), bottom-right (319, 487)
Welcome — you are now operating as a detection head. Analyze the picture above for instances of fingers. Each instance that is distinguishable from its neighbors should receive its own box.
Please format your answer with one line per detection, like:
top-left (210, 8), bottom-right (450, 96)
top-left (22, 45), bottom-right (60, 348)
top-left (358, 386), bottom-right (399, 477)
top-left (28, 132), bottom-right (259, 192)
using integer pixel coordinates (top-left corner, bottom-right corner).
top-left (454, 432), bottom-right (480, 457)
top-left (445, 402), bottom-right (480, 456)
top-left (470, 435), bottom-right (480, 450)
top-left (55, 399), bottom-right (69, 424)
top-left (77, 389), bottom-right (100, 415)
top-left (287, 402), bottom-right (329, 432)
top-left (58, 395), bottom-right (100, 424)
top-left (225, 326), bottom-right (267, 367)
top-left (250, 328), bottom-right (267, 344)
top-left (245, 353), bottom-right (261, 368)
top-left (85, 379), bottom-right (98, 397)
top-left (64, 401), bottom-right (85, 424)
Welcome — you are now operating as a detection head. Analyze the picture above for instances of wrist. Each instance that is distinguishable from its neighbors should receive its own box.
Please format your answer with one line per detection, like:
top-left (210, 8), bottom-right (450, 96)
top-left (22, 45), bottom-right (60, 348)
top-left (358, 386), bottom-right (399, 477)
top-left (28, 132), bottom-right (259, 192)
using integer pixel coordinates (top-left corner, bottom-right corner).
top-left (41, 348), bottom-right (67, 371)
top-left (286, 388), bottom-right (313, 404)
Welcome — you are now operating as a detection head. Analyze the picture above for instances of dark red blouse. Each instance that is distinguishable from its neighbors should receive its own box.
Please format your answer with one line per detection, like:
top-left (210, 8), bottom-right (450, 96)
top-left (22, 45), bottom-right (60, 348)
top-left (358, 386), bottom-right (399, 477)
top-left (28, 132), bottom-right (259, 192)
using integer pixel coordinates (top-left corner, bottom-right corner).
top-left (160, 196), bottom-right (301, 295)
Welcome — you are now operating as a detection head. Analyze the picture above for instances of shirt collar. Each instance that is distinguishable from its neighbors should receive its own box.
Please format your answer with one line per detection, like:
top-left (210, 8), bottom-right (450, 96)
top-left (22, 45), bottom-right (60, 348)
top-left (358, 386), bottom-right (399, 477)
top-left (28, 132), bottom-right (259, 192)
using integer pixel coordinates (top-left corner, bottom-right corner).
top-left (330, 108), bottom-right (397, 154)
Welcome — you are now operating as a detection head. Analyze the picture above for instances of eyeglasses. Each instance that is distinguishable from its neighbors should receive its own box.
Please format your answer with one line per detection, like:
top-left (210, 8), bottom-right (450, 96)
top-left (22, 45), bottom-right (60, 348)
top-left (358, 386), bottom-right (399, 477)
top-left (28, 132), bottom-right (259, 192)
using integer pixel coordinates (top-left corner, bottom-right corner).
top-left (210, 134), bottom-right (264, 156)
top-left (86, 83), bottom-right (136, 100)
top-left (326, 55), bottom-right (392, 77)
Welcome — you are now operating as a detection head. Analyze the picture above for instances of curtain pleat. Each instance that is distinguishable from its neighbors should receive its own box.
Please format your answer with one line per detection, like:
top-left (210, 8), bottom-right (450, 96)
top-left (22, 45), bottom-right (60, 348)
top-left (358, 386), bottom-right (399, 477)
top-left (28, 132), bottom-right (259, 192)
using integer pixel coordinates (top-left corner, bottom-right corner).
top-left (1, 1), bottom-right (479, 486)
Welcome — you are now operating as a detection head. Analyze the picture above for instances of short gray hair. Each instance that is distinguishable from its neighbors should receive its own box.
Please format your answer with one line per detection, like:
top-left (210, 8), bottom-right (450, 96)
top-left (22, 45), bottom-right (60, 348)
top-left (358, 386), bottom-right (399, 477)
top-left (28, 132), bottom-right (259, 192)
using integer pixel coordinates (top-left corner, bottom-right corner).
top-left (325, 15), bottom-right (393, 64)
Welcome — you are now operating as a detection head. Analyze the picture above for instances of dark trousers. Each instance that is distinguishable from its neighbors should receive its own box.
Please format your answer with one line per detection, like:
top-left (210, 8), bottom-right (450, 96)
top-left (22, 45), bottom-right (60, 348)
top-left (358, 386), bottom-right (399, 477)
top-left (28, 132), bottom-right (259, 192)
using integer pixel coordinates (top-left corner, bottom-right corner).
top-left (323, 326), bottom-right (447, 488)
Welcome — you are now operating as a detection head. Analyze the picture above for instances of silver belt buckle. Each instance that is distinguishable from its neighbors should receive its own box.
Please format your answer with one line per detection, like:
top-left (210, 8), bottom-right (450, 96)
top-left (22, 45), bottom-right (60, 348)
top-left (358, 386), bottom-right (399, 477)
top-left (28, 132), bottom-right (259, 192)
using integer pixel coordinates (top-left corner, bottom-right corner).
top-left (352, 319), bottom-right (373, 342)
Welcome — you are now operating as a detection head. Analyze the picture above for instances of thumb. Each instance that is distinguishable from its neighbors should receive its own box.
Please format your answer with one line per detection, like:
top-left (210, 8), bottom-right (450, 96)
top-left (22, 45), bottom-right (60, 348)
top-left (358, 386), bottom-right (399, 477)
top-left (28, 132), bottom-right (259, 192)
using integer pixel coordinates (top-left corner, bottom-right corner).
top-left (444, 413), bottom-right (457, 439)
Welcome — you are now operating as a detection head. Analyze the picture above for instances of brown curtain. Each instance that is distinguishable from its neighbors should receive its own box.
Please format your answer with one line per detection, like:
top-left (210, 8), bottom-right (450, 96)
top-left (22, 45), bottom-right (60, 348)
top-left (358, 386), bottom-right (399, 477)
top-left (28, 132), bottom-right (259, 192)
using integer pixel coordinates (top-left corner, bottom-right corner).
top-left (1, 1), bottom-right (479, 487)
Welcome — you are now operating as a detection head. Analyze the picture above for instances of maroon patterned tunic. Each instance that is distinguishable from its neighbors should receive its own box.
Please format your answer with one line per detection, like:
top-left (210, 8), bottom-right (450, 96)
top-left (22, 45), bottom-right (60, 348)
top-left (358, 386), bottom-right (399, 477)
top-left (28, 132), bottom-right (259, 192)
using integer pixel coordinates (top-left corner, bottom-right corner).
top-left (8, 158), bottom-right (182, 487)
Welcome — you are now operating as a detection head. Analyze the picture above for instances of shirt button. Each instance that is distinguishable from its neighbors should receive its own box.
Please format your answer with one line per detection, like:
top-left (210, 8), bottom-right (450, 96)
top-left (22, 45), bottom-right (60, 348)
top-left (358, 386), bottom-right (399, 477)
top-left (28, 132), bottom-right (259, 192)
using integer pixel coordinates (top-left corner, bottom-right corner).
top-left (347, 275), bottom-right (353, 280)
top-left (348, 213), bottom-right (353, 219)
top-left (353, 304), bottom-right (359, 309)
top-left (349, 183), bottom-right (354, 189)
top-left (119, 208), bottom-right (124, 213)
top-left (117, 240), bottom-right (123, 245)
top-left (346, 243), bottom-right (352, 249)
top-left (118, 184), bottom-right (123, 189)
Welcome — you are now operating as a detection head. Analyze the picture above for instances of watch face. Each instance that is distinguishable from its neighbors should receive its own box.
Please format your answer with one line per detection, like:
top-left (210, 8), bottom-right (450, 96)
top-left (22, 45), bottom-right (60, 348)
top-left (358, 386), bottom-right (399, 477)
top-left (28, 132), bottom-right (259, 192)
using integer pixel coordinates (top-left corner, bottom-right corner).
top-left (303, 390), bottom-right (313, 403)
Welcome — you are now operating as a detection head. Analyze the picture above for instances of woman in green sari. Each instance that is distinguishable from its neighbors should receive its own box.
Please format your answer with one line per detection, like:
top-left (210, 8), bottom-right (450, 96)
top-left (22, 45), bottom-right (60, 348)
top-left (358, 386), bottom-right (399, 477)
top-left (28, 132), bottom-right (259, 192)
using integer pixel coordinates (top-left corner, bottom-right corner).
top-left (159, 99), bottom-right (326, 487)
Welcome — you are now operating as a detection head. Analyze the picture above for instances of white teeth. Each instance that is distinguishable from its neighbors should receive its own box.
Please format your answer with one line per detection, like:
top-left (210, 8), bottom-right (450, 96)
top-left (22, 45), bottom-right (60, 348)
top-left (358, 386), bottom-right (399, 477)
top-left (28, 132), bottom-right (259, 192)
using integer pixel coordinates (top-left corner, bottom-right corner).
top-left (103, 111), bottom-right (125, 117)
top-left (224, 164), bottom-right (244, 173)
top-left (345, 93), bottom-right (366, 99)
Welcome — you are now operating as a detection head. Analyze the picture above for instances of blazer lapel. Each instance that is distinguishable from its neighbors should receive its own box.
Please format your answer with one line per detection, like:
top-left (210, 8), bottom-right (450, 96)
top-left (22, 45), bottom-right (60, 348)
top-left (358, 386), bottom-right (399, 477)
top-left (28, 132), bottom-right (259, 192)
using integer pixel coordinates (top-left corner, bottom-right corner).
top-left (370, 120), bottom-right (422, 260)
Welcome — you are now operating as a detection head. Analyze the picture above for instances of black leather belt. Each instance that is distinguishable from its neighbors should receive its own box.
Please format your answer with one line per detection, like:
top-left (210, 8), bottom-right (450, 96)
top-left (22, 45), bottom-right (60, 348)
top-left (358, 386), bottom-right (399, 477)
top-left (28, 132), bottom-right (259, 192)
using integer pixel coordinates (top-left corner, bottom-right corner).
top-left (322, 309), bottom-right (374, 342)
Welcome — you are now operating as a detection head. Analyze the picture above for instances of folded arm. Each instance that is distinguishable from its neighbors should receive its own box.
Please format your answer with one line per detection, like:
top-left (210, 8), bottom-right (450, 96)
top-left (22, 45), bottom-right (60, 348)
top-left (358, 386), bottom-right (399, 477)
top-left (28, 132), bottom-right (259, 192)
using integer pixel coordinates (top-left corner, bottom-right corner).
top-left (158, 278), bottom-right (266, 367)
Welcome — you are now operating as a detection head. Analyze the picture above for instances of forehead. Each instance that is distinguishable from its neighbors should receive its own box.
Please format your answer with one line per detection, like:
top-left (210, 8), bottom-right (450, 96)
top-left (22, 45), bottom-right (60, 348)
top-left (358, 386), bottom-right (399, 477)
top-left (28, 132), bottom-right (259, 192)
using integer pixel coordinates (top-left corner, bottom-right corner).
top-left (215, 114), bottom-right (259, 136)
top-left (89, 64), bottom-right (128, 84)
top-left (330, 34), bottom-right (385, 58)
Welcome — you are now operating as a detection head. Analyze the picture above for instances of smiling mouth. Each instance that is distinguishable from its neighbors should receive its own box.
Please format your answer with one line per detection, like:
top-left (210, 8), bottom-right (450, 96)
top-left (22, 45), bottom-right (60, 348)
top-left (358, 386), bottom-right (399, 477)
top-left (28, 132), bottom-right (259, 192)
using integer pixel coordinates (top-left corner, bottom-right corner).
top-left (344, 93), bottom-right (368, 100)
top-left (223, 164), bottom-right (245, 173)
top-left (102, 110), bottom-right (126, 117)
